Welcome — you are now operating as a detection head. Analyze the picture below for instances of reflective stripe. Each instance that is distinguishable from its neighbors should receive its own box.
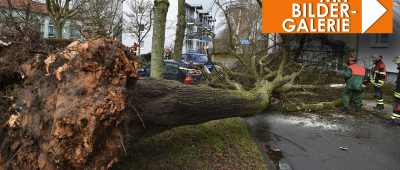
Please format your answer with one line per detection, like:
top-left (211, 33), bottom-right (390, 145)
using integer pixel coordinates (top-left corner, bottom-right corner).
top-left (377, 99), bottom-right (384, 105)
top-left (395, 92), bottom-right (400, 98)
top-left (392, 113), bottom-right (400, 118)
top-left (391, 113), bottom-right (400, 120)
top-left (391, 116), bottom-right (400, 120)
top-left (375, 82), bottom-right (383, 87)
top-left (379, 72), bottom-right (386, 75)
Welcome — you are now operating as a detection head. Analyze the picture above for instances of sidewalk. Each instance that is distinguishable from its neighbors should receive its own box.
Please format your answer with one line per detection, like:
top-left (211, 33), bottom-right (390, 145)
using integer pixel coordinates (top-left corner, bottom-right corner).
top-left (362, 99), bottom-right (392, 119)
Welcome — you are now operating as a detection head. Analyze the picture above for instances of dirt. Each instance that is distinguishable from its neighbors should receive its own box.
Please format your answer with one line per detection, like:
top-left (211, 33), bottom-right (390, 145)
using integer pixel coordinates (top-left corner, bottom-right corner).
top-left (0, 39), bottom-right (140, 169)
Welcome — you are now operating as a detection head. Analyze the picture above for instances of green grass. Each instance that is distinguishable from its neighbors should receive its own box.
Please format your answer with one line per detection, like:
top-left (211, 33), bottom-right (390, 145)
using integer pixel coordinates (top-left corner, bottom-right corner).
top-left (362, 83), bottom-right (395, 104)
top-left (117, 118), bottom-right (266, 170)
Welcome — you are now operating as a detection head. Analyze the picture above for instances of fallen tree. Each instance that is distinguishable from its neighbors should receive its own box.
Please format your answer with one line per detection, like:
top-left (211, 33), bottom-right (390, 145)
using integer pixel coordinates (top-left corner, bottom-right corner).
top-left (1, 39), bottom-right (297, 169)
top-left (0, 0), bottom-right (347, 168)
top-left (0, 30), bottom-right (346, 169)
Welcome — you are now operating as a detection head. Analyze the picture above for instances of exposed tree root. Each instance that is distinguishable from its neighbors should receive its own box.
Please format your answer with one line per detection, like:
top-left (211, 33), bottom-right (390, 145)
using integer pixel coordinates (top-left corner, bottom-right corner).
top-left (0, 39), bottom-right (139, 169)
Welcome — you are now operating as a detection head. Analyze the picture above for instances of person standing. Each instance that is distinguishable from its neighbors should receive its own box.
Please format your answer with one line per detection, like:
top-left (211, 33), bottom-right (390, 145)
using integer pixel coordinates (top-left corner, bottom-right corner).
top-left (131, 43), bottom-right (139, 56)
top-left (370, 55), bottom-right (386, 110)
top-left (342, 56), bottom-right (366, 112)
top-left (390, 56), bottom-right (400, 125)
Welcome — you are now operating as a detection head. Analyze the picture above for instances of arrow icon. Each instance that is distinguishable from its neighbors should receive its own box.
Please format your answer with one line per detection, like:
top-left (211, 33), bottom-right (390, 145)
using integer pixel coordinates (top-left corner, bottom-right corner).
top-left (362, 0), bottom-right (387, 33)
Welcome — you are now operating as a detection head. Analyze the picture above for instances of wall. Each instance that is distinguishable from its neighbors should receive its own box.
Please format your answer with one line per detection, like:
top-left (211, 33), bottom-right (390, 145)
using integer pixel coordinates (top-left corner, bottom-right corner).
top-left (357, 3), bottom-right (400, 73)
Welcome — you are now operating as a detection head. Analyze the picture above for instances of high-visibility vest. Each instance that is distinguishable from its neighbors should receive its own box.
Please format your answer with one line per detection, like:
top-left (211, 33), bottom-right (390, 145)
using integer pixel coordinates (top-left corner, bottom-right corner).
top-left (372, 61), bottom-right (386, 81)
top-left (349, 64), bottom-right (366, 76)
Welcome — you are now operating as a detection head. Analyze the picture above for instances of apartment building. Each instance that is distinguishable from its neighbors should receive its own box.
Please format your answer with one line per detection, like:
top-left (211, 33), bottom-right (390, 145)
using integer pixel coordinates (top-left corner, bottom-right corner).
top-left (122, 1), bottom-right (216, 56)
top-left (184, 3), bottom-right (216, 54)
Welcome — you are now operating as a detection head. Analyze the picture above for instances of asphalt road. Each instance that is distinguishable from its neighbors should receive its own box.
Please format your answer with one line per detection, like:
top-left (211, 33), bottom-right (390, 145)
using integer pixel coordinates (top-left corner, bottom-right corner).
top-left (244, 107), bottom-right (400, 170)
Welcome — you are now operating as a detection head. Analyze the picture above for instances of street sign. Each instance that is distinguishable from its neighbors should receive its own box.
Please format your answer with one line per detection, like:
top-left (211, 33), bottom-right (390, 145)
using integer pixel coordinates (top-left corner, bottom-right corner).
top-left (241, 39), bottom-right (250, 45)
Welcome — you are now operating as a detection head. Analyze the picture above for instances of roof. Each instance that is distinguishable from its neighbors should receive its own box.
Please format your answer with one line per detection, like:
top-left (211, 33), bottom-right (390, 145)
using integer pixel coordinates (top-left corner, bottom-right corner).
top-left (0, 0), bottom-right (48, 14)
top-left (185, 3), bottom-right (203, 10)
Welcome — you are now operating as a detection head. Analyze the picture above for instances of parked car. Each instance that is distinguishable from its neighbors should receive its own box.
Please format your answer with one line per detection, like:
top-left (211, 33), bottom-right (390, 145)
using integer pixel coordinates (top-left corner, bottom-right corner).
top-left (181, 53), bottom-right (214, 72)
top-left (139, 60), bottom-right (203, 84)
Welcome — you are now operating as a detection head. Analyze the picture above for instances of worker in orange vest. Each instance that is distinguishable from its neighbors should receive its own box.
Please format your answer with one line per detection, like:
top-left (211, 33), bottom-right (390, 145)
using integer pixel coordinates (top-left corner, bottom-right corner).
top-left (342, 56), bottom-right (366, 112)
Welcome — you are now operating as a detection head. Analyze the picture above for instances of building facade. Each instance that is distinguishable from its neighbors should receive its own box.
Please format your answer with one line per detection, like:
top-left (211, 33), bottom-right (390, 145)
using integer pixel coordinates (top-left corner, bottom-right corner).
top-left (357, 2), bottom-right (400, 82)
top-left (184, 3), bottom-right (215, 54)
top-left (122, 1), bottom-right (216, 56)
top-left (0, 0), bottom-right (81, 40)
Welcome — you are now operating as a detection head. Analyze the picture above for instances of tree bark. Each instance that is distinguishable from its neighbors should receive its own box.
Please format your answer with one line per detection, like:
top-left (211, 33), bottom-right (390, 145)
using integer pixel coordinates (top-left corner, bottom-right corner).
top-left (283, 99), bottom-right (342, 112)
top-left (173, 0), bottom-right (186, 61)
top-left (150, 0), bottom-right (169, 79)
top-left (55, 24), bottom-right (63, 39)
top-left (129, 78), bottom-right (267, 128)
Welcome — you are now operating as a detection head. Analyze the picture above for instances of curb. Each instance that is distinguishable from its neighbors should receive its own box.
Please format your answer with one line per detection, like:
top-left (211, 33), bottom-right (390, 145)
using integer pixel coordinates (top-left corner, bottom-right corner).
top-left (241, 118), bottom-right (293, 170)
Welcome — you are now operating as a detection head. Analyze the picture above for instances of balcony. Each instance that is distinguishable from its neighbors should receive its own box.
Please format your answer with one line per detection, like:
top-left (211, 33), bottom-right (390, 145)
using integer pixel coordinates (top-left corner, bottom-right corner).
top-left (195, 18), bottom-right (202, 25)
top-left (186, 17), bottom-right (195, 24)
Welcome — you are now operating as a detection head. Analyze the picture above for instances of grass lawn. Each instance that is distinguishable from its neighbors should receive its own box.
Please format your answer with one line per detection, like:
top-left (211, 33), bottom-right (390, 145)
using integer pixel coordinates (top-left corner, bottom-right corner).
top-left (362, 83), bottom-right (395, 104)
top-left (117, 118), bottom-right (267, 170)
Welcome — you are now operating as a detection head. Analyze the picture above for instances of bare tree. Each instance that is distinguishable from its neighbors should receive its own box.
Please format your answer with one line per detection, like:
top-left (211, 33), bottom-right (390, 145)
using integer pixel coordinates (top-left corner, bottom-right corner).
top-left (45, 0), bottom-right (87, 39)
top-left (78, 0), bottom-right (124, 40)
top-left (125, 0), bottom-right (153, 55)
top-left (0, 0), bottom-right (43, 42)
top-left (0, 0), bottom-right (46, 90)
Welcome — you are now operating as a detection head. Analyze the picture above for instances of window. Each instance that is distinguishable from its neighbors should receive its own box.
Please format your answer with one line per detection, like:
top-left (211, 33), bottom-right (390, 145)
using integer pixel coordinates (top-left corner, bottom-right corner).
top-left (48, 24), bottom-right (55, 38)
top-left (186, 54), bottom-right (195, 61)
top-left (70, 22), bottom-right (81, 39)
top-left (139, 24), bottom-right (145, 31)
top-left (370, 34), bottom-right (389, 48)
top-left (197, 55), bottom-right (209, 62)
top-left (140, 41), bottom-right (144, 48)
top-left (164, 63), bottom-right (179, 74)
top-left (181, 54), bottom-right (189, 60)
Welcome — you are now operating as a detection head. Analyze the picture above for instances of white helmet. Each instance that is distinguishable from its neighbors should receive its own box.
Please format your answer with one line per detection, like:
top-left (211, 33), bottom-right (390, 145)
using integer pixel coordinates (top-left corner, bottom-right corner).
top-left (371, 54), bottom-right (382, 61)
top-left (394, 56), bottom-right (400, 64)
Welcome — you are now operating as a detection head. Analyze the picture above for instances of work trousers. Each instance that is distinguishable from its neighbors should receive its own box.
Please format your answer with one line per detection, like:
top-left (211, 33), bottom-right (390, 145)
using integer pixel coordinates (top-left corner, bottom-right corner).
top-left (342, 88), bottom-right (362, 111)
top-left (392, 97), bottom-right (400, 120)
top-left (374, 86), bottom-right (384, 106)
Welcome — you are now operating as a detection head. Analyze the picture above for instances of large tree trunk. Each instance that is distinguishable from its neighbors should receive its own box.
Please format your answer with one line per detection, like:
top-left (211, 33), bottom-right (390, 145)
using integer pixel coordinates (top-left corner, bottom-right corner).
top-left (55, 24), bottom-right (63, 39)
top-left (173, 0), bottom-right (186, 61)
top-left (0, 39), bottom-right (269, 169)
top-left (150, 0), bottom-right (169, 79)
top-left (130, 79), bottom-right (266, 128)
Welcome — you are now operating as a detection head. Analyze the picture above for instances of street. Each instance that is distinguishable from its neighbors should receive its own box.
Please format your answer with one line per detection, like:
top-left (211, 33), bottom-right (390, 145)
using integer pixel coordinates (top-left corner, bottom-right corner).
top-left (245, 102), bottom-right (400, 170)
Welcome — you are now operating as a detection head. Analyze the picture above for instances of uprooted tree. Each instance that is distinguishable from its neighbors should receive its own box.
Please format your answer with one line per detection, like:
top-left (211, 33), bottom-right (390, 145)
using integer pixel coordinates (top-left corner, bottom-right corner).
top-left (0, 34), bottom-right (346, 169)
top-left (0, 38), bottom-right (269, 169)
top-left (0, 0), bottom-right (350, 169)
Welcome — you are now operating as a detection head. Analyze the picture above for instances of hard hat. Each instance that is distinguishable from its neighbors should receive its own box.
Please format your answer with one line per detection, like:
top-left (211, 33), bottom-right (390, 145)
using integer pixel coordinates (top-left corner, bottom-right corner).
top-left (371, 54), bottom-right (382, 61)
top-left (394, 56), bottom-right (400, 64)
